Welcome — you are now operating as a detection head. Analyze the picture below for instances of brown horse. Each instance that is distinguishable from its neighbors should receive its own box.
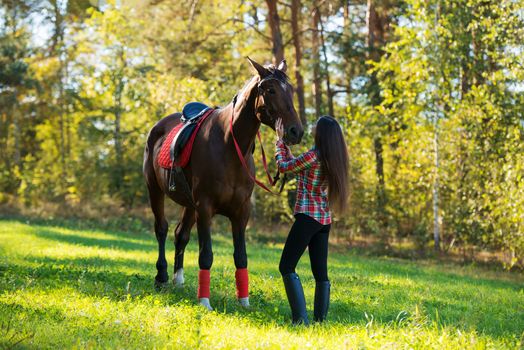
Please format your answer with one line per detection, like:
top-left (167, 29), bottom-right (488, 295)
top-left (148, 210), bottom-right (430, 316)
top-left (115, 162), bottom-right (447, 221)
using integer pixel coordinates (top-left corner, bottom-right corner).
top-left (143, 58), bottom-right (303, 310)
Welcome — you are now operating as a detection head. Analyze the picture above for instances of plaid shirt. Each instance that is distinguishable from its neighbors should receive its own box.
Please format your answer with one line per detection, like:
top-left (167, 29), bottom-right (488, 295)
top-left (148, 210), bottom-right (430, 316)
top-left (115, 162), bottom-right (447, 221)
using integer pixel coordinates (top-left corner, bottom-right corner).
top-left (275, 139), bottom-right (331, 225)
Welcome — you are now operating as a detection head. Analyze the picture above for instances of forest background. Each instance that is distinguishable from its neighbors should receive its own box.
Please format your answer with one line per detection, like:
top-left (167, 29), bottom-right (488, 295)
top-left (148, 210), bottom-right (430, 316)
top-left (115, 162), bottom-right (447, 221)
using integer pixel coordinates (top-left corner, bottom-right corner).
top-left (1, 0), bottom-right (523, 268)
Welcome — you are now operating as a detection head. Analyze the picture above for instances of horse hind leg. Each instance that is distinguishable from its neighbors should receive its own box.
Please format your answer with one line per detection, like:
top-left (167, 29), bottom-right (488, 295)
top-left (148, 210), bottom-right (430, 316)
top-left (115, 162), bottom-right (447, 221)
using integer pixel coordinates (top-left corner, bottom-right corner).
top-left (146, 176), bottom-right (169, 289)
top-left (173, 207), bottom-right (195, 287)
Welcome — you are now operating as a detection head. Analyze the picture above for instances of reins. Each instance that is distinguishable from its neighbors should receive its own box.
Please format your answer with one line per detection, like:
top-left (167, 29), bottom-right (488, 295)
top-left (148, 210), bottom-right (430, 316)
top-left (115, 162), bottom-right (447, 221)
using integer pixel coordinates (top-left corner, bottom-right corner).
top-left (230, 100), bottom-right (276, 194)
top-left (230, 76), bottom-right (287, 194)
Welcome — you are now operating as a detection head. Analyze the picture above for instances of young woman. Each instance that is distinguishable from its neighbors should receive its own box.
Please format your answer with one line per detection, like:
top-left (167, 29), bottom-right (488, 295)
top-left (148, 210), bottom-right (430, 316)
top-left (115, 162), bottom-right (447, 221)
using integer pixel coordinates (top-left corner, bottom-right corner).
top-left (275, 115), bottom-right (349, 325)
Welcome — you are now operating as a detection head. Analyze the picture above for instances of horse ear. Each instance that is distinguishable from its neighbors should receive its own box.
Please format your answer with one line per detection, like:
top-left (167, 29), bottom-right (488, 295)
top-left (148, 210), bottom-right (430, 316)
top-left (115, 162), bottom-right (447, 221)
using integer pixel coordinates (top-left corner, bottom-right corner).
top-left (277, 59), bottom-right (287, 73)
top-left (246, 57), bottom-right (270, 78)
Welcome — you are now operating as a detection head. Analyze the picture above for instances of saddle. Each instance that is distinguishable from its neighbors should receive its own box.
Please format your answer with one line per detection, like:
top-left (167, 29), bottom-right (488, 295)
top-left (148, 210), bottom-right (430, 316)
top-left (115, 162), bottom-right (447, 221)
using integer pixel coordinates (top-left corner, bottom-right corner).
top-left (181, 102), bottom-right (211, 122)
top-left (157, 102), bottom-right (214, 169)
top-left (156, 102), bottom-right (214, 204)
top-left (169, 102), bottom-right (212, 163)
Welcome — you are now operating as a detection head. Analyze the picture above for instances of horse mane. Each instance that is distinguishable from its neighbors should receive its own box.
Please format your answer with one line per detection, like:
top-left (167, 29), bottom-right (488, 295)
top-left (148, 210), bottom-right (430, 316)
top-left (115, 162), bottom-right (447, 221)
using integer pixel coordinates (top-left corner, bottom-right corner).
top-left (233, 76), bottom-right (259, 110)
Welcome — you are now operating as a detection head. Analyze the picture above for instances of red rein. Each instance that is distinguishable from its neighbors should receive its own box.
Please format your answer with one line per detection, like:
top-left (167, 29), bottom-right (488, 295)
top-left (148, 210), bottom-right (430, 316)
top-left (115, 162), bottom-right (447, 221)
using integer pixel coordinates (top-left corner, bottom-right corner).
top-left (229, 111), bottom-right (275, 193)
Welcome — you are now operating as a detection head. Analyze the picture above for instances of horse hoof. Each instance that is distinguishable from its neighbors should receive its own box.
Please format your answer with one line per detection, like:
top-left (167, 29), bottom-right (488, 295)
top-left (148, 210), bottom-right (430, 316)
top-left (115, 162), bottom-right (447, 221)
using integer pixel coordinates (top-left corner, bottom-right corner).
top-left (199, 298), bottom-right (213, 311)
top-left (238, 297), bottom-right (250, 308)
top-left (173, 268), bottom-right (185, 288)
top-left (154, 279), bottom-right (169, 291)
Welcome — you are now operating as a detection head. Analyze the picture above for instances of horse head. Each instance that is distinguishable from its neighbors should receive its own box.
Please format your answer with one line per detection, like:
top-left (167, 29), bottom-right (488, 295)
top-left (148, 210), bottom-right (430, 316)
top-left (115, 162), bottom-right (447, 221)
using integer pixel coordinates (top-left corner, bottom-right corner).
top-left (247, 57), bottom-right (304, 145)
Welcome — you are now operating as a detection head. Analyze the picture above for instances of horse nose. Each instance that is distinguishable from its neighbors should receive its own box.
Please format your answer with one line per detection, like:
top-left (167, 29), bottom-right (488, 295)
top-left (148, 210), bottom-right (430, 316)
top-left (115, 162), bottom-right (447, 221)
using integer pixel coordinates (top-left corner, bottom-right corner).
top-left (289, 126), bottom-right (299, 138)
top-left (288, 125), bottom-right (303, 144)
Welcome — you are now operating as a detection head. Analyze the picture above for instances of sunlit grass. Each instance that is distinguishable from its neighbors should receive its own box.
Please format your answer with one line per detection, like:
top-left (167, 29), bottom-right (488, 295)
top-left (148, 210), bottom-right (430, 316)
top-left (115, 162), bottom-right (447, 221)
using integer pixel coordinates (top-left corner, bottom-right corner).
top-left (0, 219), bottom-right (522, 349)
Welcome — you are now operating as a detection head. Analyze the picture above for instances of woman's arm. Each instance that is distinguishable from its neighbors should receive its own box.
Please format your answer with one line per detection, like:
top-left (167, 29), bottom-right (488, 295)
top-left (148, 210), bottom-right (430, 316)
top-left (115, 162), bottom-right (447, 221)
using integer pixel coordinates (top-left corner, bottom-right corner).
top-left (275, 139), bottom-right (316, 173)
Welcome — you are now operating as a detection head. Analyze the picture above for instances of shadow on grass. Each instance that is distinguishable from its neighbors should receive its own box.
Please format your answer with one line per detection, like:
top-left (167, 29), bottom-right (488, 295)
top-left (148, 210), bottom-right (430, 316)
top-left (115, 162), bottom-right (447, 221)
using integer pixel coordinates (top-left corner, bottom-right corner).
top-left (32, 227), bottom-right (156, 252)
top-left (1, 217), bottom-right (523, 340)
top-left (329, 254), bottom-right (523, 292)
top-left (27, 224), bottom-right (524, 300)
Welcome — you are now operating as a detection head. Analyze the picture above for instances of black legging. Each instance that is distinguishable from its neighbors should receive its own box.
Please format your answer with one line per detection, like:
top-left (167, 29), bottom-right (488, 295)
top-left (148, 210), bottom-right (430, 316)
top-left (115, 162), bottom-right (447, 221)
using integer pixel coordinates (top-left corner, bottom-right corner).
top-left (279, 213), bottom-right (331, 282)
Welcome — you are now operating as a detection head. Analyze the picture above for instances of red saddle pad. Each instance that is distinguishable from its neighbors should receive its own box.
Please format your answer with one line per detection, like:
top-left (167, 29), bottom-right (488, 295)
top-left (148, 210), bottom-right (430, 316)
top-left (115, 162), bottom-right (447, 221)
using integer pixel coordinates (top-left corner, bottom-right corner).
top-left (157, 109), bottom-right (215, 169)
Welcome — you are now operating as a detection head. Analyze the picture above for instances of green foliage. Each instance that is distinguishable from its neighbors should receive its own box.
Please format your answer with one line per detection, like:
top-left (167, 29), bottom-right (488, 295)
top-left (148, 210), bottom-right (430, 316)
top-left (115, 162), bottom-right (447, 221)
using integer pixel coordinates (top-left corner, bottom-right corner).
top-left (0, 219), bottom-right (522, 348)
top-left (367, 0), bottom-right (524, 262)
top-left (0, 0), bottom-right (523, 265)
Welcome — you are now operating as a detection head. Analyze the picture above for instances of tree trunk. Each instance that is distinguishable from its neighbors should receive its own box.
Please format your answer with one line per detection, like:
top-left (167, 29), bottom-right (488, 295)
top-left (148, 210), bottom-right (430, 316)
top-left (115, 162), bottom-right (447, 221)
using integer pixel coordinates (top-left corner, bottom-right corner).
top-left (343, 0), bottom-right (352, 98)
top-left (113, 90), bottom-right (124, 192)
top-left (343, 0), bottom-right (350, 25)
top-left (1, 112), bottom-right (10, 168)
top-left (291, 0), bottom-right (306, 124)
top-left (367, 0), bottom-right (389, 237)
top-left (52, 0), bottom-right (67, 178)
top-left (58, 63), bottom-right (66, 177)
top-left (265, 0), bottom-right (284, 64)
top-left (432, 0), bottom-right (441, 252)
top-left (114, 83), bottom-right (124, 191)
top-left (12, 93), bottom-right (21, 169)
top-left (373, 136), bottom-right (386, 215)
top-left (113, 48), bottom-right (126, 193)
top-left (317, 6), bottom-right (334, 116)
top-left (312, 5), bottom-right (322, 116)
top-left (433, 116), bottom-right (440, 251)
top-left (65, 59), bottom-right (71, 160)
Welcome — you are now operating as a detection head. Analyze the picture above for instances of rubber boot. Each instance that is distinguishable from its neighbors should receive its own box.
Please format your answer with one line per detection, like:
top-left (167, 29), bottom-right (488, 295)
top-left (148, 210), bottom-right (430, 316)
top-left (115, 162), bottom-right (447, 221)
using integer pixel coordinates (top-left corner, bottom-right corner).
top-left (282, 273), bottom-right (309, 325)
top-left (314, 280), bottom-right (330, 322)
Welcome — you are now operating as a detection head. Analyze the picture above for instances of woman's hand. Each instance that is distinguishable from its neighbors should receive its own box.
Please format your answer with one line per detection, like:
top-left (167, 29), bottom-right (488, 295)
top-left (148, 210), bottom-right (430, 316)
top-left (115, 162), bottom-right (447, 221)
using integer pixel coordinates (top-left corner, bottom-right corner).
top-left (275, 118), bottom-right (284, 141)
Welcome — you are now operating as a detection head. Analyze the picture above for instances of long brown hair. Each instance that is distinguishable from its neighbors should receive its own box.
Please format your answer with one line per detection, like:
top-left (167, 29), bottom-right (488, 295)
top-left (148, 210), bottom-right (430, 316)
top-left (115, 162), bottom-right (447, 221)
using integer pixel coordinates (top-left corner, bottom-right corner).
top-left (314, 115), bottom-right (349, 214)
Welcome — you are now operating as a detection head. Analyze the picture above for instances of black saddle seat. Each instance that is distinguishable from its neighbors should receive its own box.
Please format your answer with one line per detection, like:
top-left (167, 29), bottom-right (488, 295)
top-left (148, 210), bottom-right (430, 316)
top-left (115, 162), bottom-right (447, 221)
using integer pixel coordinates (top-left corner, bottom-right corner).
top-left (181, 102), bottom-right (211, 123)
top-left (170, 102), bottom-right (212, 163)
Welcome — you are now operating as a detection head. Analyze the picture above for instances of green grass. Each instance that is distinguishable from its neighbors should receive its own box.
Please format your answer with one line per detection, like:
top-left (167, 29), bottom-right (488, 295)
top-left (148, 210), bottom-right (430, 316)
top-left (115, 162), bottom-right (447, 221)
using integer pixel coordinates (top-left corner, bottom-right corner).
top-left (0, 218), bottom-right (522, 349)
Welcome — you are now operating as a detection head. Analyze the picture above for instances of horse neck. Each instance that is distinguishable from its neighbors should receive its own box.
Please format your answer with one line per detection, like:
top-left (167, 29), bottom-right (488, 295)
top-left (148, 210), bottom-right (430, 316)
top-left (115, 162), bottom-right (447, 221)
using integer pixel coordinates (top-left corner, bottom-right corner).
top-left (227, 78), bottom-right (261, 156)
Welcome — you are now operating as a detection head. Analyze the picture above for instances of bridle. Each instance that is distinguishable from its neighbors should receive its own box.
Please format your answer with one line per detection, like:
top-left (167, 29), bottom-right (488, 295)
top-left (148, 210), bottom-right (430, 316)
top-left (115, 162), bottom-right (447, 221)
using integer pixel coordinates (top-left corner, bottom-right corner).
top-left (254, 76), bottom-right (287, 124)
top-left (230, 74), bottom-right (290, 194)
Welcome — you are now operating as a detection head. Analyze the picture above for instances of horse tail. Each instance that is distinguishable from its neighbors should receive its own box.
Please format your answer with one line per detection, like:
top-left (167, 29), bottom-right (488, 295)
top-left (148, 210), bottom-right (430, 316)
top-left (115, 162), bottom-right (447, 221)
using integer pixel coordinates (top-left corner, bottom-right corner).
top-left (143, 113), bottom-right (182, 174)
top-left (143, 126), bottom-right (160, 178)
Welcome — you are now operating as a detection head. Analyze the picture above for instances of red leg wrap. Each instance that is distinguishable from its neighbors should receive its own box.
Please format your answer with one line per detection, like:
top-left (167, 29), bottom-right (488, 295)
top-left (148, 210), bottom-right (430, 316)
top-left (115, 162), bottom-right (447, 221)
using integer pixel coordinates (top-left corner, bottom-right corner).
top-left (235, 268), bottom-right (249, 298)
top-left (197, 269), bottom-right (210, 298)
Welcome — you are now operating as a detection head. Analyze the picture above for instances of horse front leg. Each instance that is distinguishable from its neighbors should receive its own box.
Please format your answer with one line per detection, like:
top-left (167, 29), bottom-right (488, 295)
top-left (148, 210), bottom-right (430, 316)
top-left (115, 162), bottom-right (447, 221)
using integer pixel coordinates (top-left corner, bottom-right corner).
top-left (196, 205), bottom-right (214, 310)
top-left (231, 207), bottom-right (250, 308)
